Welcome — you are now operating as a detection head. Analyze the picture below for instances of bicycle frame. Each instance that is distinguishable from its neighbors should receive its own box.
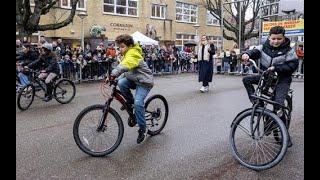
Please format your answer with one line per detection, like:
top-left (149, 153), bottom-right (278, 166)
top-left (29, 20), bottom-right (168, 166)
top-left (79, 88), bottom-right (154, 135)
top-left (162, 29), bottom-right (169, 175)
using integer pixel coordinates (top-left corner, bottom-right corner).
top-left (96, 79), bottom-right (161, 131)
top-left (97, 80), bottom-right (134, 131)
top-left (249, 69), bottom-right (291, 138)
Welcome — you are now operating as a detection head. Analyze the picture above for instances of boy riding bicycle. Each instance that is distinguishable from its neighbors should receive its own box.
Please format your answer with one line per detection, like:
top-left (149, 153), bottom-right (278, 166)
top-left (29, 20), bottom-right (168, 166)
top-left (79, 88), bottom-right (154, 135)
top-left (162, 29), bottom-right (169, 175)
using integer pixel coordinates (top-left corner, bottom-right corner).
top-left (24, 43), bottom-right (60, 102)
top-left (241, 26), bottom-right (299, 147)
top-left (107, 34), bottom-right (154, 144)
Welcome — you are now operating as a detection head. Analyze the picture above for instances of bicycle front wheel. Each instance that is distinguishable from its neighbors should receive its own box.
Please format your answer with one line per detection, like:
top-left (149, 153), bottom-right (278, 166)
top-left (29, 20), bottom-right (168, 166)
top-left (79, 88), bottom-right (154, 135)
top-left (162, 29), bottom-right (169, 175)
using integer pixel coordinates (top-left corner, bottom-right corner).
top-left (17, 84), bottom-right (35, 111)
top-left (145, 94), bottom-right (169, 136)
top-left (73, 105), bottom-right (124, 157)
top-left (54, 79), bottom-right (76, 104)
top-left (230, 108), bottom-right (288, 171)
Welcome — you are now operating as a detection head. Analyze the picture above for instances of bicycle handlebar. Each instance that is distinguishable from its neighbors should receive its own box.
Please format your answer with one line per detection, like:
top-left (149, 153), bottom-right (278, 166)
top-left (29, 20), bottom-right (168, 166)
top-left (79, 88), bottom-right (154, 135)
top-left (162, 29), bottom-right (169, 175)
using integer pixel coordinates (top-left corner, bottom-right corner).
top-left (248, 59), bottom-right (277, 76)
top-left (248, 59), bottom-right (263, 73)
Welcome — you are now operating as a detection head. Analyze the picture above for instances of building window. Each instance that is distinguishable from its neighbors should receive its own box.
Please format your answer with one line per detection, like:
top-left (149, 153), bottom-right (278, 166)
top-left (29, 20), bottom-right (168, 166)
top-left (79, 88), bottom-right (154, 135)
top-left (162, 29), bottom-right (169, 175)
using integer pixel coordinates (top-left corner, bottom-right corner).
top-left (103, 0), bottom-right (138, 17)
top-left (77, 0), bottom-right (85, 10)
top-left (151, 4), bottom-right (166, 19)
top-left (271, 4), bottom-right (278, 14)
top-left (175, 33), bottom-right (196, 50)
top-left (262, 6), bottom-right (269, 17)
top-left (176, 2), bottom-right (198, 23)
top-left (60, 0), bottom-right (86, 10)
top-left (208, 36), bottom-right (223, 49)
top-left (206, 11), bottom-right (220, 26)
top-left (61, 0), bottom-right (69, 7)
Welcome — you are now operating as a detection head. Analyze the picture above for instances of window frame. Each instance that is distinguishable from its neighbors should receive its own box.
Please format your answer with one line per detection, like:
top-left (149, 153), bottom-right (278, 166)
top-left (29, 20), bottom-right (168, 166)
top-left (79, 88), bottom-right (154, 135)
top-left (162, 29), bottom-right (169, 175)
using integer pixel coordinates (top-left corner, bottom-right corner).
top-left (207, 36), bottom-right (223, 49)
top-left (60, 0), bottom-right (87, 11)
top-left (151, 3), bottom-right (166, 20)
top-left (206, 10), bottom-right (220, 26)
top-left (103, 0), bottom-right (139, 17)
top-left (175, 1), bottom-right (198, 24)
top-left (175, 33), bottom-right (196, 49)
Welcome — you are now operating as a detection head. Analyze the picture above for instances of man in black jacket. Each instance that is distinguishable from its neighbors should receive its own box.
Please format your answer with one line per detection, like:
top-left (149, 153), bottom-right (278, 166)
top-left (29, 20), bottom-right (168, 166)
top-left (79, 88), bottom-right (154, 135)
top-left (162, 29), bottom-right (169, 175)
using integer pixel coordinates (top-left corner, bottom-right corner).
top-left (241, 26), bottom-right (298, 147)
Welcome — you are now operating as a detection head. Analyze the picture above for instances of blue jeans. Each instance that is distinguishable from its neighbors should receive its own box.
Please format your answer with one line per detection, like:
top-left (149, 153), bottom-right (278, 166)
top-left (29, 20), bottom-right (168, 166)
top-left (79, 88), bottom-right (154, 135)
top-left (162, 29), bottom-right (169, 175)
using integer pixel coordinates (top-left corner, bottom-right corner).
top-left (18, 72), bottom-right (30, 86)
top-left (223, 62), bottom-right (230, 72)
top-left (118, 77), bottom-right (151, 130)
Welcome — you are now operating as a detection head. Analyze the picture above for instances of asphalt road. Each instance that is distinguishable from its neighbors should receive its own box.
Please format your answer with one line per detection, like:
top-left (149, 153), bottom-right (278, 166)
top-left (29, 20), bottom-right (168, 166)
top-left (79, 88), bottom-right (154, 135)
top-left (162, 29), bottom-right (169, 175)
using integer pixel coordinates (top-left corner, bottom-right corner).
top-left (16, 73), bottom-right (304, 180)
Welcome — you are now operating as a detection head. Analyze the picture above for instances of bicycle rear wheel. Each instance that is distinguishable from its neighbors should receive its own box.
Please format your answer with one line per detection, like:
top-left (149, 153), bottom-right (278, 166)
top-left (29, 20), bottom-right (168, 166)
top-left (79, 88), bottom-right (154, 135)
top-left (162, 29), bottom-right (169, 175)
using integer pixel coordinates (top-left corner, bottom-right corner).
top-left (54, 79), bottom-right (76, 104)
top-left (230, 108), bottom-right (288, 171)
top-left (17, 84), bottom-right (35, 111)
top-left (73, 105), bottom-right (124, 157)
top-left (145, 94), bottom-right (169, 136)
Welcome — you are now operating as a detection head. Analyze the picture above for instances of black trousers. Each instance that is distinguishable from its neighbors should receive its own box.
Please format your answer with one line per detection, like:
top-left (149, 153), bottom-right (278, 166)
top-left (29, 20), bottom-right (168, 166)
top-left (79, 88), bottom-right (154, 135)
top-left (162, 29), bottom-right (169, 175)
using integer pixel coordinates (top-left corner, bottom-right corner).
top-left (242, 74), bottom-right (292, 111)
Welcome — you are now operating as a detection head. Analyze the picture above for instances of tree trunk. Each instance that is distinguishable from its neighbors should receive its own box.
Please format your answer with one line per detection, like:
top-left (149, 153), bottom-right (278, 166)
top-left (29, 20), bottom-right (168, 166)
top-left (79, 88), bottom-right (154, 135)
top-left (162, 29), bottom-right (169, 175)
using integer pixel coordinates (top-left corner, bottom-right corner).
top-left (16, 0), bottom-right (79, 36)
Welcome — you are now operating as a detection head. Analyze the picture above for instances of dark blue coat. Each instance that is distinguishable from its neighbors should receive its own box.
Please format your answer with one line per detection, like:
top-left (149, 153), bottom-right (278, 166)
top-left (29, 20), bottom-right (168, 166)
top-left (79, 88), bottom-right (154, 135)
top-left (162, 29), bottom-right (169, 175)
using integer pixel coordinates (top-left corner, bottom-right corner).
top-left (199, 43), bottom-right (215, 82)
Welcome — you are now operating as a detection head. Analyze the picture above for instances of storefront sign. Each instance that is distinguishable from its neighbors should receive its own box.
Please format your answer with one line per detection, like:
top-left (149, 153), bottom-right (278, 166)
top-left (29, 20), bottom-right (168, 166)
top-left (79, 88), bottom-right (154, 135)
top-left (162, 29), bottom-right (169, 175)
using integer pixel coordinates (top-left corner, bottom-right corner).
top-left (262, 19), bottom-right (304, 37)
top-left (110, 23), bottom-right (133, 31)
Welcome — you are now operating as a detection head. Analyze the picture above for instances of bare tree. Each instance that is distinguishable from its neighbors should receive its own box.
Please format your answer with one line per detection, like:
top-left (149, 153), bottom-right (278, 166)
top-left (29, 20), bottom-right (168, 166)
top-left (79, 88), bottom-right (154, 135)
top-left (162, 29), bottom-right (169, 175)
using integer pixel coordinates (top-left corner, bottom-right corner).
top-left (16, 0), bottom-right (79, 36)
top-left (203, 0), bottom-right (261, 50)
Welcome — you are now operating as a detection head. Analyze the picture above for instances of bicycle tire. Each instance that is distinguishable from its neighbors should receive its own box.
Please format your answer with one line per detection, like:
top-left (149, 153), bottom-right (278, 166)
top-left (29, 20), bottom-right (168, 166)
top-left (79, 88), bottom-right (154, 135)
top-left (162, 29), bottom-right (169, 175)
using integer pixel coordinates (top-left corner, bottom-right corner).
top-left (145, 94), bottom-right (169, 136)
top-left (230, 108), bottom-right (288, 171)
top-left (73, 104), bottom-right (124, 157)
top-left (54, 79), bottom-right (76, 104)
top-left (17, 84), bottom-right (35, 111)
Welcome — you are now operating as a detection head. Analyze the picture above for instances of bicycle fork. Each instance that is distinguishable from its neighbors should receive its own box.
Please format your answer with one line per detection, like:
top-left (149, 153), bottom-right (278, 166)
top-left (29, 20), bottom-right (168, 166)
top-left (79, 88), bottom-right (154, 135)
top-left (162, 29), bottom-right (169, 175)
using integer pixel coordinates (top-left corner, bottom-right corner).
top-left (250, 104), bottom-right (267, 139)
top-left (97, 97), bottom-right (114, 132)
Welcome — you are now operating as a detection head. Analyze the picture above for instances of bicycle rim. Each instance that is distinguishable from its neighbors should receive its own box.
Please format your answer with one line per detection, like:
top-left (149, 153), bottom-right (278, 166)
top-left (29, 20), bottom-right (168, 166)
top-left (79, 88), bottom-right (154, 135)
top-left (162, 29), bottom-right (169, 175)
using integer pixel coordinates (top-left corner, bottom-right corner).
top-left (54, 79), bottom-right (76, 104)
top-left (17, 84), bottom-right (34, 110)
top-left (145, 95), bottom-right (169, 136)
top-left (73, 105), bottom-right (124, 156)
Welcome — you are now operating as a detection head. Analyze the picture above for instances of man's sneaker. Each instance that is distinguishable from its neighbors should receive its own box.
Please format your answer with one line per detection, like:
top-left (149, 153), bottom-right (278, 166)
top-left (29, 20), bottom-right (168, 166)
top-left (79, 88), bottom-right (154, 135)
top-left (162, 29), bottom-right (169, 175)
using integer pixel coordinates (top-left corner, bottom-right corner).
top-left (200, 86), bottom-right (206, 93)
top-left (137, 128), bottom-right (147, 144)
top-left (43, 96), bottom-right (52, 102)
top-left (204, 86), bottom-right (209, 92)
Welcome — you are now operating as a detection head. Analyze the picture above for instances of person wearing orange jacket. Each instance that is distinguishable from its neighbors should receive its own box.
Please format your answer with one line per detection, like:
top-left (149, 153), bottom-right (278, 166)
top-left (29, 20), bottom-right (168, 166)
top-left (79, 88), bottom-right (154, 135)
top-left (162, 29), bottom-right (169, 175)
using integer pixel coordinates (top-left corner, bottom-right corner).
top-left (296, 44), bottom-right (304, 75)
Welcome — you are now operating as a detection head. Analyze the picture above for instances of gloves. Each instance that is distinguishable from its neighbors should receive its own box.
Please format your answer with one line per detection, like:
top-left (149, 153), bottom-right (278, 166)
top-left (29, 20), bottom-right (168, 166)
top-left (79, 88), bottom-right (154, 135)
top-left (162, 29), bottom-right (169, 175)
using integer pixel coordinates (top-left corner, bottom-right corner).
top-left (105, 75), bottom-right (116, 84)
top-left (109, 75), bottom-right (116, 81)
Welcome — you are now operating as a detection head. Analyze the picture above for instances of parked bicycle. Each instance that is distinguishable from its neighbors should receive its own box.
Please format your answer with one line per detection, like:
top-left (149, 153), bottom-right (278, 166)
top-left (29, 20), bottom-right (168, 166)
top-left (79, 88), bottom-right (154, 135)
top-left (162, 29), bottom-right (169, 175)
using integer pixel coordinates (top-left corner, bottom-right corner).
top-left (229, 59), bottom-right (293, 171)
top-left (73, 78), bottom-right (169, 157)
top-left (17, 68), bottom-right (76, 111)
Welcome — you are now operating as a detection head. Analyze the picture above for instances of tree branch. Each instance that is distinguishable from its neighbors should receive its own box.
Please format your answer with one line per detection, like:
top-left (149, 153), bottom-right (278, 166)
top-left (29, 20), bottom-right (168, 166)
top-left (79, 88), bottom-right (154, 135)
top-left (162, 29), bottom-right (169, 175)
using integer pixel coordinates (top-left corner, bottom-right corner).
top-left (227, 3), bottom-right (237, 20)
top-left (41, 0), bottom-right (59, 15)
top-left (36, 0), bottom-right (79, 31)
top-left (223, 31), bottom-right (237, 42)
top-left (23, 0), bottom-right (32, 25)
top-left (244, 32), bottom-right (259, 40)
top-left (16, 0), bottom-right (23, 25)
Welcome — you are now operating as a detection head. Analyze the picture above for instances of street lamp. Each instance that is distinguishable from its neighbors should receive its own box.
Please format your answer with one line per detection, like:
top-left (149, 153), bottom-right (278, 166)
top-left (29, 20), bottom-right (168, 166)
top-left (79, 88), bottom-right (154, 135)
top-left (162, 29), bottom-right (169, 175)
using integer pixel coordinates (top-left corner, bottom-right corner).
top-left (77, 11), bottom-right (87, 83)
top-left (193, 24), bottom-right (200, 42)
top-left (77, 11), bottom-right (88, 50)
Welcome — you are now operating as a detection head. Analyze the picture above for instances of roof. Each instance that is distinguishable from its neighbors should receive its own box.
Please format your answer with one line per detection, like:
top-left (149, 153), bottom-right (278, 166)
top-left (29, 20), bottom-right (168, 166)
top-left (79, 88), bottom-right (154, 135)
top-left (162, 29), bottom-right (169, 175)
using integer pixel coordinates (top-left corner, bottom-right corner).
top-left (131, 31), bottom-right (159, 46)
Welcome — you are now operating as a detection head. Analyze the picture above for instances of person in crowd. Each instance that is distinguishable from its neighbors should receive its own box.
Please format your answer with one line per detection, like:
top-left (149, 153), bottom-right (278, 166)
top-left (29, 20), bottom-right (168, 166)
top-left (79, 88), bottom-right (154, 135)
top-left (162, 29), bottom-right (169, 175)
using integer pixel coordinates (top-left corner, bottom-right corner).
top-left (197, 35), bottom-right (215, 93)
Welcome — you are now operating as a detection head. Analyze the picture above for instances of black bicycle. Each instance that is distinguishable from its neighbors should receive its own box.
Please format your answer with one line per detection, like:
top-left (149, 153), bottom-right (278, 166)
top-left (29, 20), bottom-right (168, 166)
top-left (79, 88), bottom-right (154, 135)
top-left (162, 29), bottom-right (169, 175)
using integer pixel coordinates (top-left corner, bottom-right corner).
top-left (229, 60), bottom-right (293, 171)
top-left (73, 79), bottom-right (169, 157)
top-left (17, 69), bottom-right (76, 111)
